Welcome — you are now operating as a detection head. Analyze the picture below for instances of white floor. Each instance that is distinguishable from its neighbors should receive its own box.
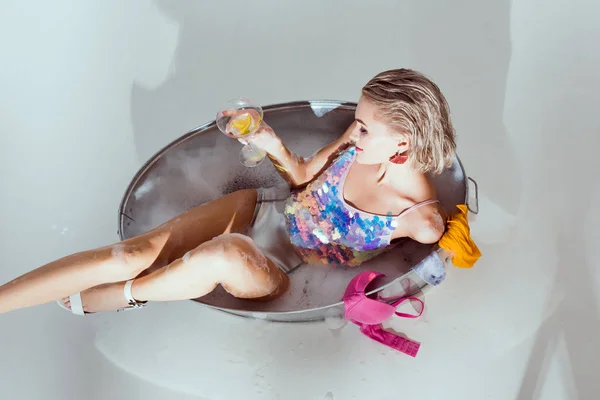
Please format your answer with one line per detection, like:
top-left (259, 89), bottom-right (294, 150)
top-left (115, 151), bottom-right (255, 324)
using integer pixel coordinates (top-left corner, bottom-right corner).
top-left (1, 1), bottom-right (599, 399)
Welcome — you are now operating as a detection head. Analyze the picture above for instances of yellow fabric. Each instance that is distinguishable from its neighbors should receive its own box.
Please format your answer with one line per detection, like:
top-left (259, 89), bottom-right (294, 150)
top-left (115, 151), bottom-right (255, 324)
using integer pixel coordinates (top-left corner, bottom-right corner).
top-left (438, 205), bottom-right (481, 268)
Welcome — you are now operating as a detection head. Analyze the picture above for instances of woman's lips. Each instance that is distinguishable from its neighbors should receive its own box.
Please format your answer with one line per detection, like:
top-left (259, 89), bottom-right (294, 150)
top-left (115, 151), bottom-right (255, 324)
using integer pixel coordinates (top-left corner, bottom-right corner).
top-left (356, 146), bottom-right (363, 152)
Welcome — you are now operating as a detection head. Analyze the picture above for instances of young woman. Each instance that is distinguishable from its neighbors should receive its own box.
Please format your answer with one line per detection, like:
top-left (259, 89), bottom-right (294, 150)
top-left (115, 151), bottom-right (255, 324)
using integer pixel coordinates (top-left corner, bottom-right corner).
top-left (0, 68), bottom-right (455, 315)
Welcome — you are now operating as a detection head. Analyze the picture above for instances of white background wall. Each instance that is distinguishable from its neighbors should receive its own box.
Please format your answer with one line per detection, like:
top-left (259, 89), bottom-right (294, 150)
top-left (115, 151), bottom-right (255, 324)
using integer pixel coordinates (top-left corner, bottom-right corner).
top-left (0, 1), bottom-right (598, 399)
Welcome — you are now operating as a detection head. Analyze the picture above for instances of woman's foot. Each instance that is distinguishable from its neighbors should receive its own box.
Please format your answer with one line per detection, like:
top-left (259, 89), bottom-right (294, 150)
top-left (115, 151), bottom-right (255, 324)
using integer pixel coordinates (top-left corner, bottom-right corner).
top-left (60, 281), bottom-right (134, 314)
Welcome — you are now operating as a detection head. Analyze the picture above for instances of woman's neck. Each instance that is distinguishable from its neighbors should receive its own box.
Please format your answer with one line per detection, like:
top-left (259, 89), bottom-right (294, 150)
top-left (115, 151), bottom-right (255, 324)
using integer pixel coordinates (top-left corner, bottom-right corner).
top-left (376, 161), bottom-right (422, 187)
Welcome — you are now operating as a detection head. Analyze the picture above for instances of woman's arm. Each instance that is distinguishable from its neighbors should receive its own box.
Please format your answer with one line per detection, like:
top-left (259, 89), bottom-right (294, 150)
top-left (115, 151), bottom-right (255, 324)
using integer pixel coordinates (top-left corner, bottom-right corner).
top-left (391, 206), bottom-right (446, 244)
top-left (248, 121), bottom-right (358, 188)
top-left (407, 210), bottom-right (446, 244)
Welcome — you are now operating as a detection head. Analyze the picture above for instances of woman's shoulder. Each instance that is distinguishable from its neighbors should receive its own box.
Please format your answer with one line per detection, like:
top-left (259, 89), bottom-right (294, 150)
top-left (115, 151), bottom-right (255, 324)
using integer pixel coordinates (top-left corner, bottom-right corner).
top-left (401, 202), bottom-right (445, 244)
top-left (390, 175), bottom-right (445, 244)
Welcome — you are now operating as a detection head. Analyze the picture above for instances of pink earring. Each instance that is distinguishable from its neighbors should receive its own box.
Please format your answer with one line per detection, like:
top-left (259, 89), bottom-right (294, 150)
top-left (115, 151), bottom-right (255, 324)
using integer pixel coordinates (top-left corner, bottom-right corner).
top-left (390, 151), bottom-right (408, 164)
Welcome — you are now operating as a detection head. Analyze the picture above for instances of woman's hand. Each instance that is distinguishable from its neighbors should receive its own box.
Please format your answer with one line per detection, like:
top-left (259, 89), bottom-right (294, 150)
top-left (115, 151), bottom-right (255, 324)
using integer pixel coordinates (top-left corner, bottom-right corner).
top-left (221, 109), bottom-right (282, 154)
top-left (240, 121), bottom-right (282, 154)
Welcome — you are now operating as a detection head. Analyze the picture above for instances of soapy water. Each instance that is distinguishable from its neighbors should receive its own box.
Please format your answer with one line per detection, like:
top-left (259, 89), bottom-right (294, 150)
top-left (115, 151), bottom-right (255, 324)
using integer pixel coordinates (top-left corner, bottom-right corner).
top-left (126, 138), bottom-right (283, 237)
top-left (133, 179), bottom-right (155, 200)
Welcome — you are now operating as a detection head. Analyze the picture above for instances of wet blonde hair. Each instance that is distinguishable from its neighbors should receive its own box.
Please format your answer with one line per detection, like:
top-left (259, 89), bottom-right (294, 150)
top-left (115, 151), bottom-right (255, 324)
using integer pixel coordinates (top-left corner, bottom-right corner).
top-left (362, 68), bottom-right (456, 174)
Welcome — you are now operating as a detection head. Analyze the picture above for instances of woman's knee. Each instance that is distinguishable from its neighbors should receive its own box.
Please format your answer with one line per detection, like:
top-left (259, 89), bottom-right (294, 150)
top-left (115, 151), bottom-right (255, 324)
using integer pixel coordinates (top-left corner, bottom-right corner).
top-left (185, 234), bottom-right (268, 276)
top-left (177, 233), bottom-right (286, 299)
top-left (213, 233), bottom-right (265, 262)
top-left (216, 234), bottom-right (283, 294)
top-left (183, 234), bottom-right (255, 268)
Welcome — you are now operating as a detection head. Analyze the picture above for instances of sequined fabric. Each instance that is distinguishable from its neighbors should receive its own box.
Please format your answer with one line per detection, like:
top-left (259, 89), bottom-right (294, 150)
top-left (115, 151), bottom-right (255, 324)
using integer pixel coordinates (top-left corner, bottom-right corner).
top-left (284, 147), bottom-right (398, 267)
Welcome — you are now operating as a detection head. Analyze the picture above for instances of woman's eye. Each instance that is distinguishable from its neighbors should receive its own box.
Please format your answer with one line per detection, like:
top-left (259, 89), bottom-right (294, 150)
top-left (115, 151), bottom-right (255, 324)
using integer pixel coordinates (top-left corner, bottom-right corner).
top-left (360, 128), bottom-right (368, 135)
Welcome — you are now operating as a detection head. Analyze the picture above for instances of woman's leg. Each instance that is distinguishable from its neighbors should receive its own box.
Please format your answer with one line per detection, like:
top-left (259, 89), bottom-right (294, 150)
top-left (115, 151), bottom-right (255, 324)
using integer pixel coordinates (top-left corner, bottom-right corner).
top-left (61, 233), bottom-right (288, 313)
top-left (0, 190), bottom-right (258, 314)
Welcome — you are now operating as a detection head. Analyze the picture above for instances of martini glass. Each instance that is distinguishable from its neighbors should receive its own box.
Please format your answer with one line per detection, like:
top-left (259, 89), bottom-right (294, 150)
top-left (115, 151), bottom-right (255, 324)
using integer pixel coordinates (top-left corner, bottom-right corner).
top-left (216, 98), bottom-right (266, 167)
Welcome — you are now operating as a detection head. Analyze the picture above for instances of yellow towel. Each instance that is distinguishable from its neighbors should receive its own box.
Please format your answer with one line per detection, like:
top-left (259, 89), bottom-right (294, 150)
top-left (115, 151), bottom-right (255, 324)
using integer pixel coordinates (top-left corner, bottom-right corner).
top-left (438, 205), bottom-right (481, 268)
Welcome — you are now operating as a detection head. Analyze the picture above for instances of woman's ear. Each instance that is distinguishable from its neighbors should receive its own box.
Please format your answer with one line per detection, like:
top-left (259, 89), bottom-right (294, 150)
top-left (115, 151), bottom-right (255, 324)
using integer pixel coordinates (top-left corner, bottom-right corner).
top-left (397, 140), bottom-right (409, 153)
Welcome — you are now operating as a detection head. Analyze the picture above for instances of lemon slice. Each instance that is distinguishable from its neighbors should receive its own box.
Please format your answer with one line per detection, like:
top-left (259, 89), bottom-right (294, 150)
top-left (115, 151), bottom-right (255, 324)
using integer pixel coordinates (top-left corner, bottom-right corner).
top-left (230, 113), bottom-right (253, 136)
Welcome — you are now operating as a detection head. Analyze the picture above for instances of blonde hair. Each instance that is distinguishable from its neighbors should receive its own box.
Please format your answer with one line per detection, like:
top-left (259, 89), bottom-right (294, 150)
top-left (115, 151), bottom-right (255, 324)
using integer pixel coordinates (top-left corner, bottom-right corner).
top-left (362, 68), bottom-right (456, 174)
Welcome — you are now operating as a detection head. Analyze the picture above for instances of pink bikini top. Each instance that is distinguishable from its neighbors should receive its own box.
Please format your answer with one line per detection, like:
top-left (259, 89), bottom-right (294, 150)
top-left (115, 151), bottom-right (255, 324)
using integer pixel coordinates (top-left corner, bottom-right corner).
top-left (343, 270), bottom-right (424, 357)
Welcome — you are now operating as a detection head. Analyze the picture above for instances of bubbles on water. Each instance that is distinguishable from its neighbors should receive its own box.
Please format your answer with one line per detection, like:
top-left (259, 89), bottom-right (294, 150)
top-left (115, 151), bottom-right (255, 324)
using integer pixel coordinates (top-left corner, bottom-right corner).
top-left (133, 179), bottom-right (155, 200)
top-left (125, 141), bottom-right (243, 236)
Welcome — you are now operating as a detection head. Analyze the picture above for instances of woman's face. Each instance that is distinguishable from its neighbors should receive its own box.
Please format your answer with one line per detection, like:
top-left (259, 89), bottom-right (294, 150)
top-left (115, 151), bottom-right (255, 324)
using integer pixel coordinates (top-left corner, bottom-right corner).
top-left (352, 96), bottom-right (408, 165)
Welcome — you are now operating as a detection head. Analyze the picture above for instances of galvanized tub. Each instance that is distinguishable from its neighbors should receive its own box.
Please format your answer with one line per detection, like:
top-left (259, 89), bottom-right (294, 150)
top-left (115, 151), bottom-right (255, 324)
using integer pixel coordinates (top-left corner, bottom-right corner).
top-left (118, 100), bottom-right (477, 322)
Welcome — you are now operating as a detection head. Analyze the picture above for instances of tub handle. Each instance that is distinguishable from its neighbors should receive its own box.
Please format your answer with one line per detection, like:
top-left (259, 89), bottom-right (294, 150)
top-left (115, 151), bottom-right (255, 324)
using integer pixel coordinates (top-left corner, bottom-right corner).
top-left (467, 177), bottom-right (479, 214)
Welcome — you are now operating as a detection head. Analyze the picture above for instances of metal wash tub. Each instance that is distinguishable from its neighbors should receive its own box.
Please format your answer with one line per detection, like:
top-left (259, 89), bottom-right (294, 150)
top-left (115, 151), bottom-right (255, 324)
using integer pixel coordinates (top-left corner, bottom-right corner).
top-left (118, 101), bottom-right (478, 323)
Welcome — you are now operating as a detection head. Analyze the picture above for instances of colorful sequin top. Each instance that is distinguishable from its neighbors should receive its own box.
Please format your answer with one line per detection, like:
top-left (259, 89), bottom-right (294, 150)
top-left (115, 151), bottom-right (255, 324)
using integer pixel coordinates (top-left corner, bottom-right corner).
top-left (284, 146), bottom-right (435, 267)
